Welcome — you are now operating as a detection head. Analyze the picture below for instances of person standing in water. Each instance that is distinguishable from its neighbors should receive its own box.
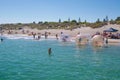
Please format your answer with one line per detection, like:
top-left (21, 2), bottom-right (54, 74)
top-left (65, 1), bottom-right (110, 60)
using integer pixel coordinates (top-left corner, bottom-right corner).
top-left (56, 34), bottom-right (58, 40)
top-left (76, 32), bottom-right (82, 43)
top-left (105, 37), bottom-right (108, 45)
top-left (33, 33), bottom-right (36, 39)
top-left (45, 32), bottom-right (48, 39)
top-left (37, 33), bottom-right (41, 40)
top-left (106, 37), bottom-right (108, 44)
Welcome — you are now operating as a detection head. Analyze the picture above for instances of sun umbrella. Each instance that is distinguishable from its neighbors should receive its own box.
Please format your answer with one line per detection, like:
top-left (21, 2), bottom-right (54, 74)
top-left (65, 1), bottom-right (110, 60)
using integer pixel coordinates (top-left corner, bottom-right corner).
top-left (104, 27), bottom-right (118, 32)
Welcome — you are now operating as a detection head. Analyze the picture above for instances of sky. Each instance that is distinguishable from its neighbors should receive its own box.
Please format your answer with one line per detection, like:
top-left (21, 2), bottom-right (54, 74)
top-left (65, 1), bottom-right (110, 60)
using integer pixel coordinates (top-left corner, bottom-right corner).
top-left (0, 0), bottom-right (120, 24)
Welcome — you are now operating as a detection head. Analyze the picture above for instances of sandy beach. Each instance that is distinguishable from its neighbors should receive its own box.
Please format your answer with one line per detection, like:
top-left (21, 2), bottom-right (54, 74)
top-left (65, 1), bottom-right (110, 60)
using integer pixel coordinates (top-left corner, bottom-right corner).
top-left (1, 24), bottom-right (120, 46)
top-left (2, 24), bottom-right (120, 37)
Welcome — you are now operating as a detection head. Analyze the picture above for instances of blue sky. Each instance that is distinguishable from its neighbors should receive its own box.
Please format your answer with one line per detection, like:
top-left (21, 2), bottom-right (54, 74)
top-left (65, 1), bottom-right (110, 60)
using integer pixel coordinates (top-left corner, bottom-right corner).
top-left (0, 0), bottom-right (120, 23)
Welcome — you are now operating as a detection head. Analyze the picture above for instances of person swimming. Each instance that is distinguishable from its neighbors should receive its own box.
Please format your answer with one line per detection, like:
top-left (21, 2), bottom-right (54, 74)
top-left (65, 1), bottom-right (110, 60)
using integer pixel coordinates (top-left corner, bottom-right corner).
top-left (1, 38), bottom-right (3, 42)
top-left (48, 48), bottom-right (52, 55)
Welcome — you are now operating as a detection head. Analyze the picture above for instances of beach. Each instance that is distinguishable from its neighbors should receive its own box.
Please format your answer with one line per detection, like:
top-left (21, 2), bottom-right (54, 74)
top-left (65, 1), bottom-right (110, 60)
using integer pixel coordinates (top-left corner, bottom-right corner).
top-left (1, 24), bottom-right (120, 80)
top-left (0, 0), bottom-right (120, 79)
top-left (1, 24), bottom-right (120, 42)
top-left (2, 24), bottom-right (120, 36)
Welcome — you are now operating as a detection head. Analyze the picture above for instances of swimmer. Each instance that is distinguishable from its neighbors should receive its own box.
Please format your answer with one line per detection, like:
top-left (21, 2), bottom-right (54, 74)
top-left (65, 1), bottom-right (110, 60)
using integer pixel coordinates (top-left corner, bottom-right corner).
top-left (1, 38), bottom-right (3, 42)
top-left (48, 48), bottom-right (52, 55)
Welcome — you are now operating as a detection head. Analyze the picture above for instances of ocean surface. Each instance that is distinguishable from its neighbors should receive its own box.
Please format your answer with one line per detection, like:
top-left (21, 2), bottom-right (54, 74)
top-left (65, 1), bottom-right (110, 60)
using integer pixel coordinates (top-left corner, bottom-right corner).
top-left (0, 37), bottom-right (120, 80)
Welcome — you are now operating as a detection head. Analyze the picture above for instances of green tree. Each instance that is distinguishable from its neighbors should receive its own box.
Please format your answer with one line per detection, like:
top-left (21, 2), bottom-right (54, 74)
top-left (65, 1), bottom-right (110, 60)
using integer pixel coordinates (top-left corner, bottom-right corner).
top-left (110, 19), bottom-right (115, 24)
top-left (84, 20), bottom-right (87, 23)
top-left (59, 18), bottom-right (61, 23)
top-left (38, 21), bottom-right (43, 24)
top-left (106, 16), bottom-right (109, 22)
top-left (44, 21), bottom-right (48, 24)
top-left (71, 20), bottom-right (77, 23)
top-left (17, 23), bottom-right (22, 25)
top-left (78, 17), bottom-right (81, 23)
top-left (33, 21), bottom-right (36, 24)
top-left (68, 18), bottom-right (70, 22)
top-left (103, 18), bottom-right (106, 23)
top-left (63, 21), bottom-right (69, 23)
top-left (115, 17), bottom-right (120, 21)
top-left (96, 18), bottom-right (100, 23)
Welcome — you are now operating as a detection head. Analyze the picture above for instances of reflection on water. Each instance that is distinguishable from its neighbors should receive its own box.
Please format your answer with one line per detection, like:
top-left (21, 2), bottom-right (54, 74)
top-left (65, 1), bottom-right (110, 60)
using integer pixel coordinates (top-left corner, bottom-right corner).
top-left (92, 46), bottom-right (105, 52)
top-left (76, 45), bottom-right (87, 50)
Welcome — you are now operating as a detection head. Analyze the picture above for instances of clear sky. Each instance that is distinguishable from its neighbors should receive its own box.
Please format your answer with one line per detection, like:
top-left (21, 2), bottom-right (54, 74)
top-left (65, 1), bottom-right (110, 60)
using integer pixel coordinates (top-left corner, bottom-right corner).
top-left (0, 0), bottom-right (120, 23)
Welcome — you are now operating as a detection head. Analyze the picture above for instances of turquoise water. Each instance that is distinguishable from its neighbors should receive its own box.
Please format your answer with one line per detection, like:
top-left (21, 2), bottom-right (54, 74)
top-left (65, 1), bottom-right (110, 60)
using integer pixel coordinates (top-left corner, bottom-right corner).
top-left (0, 39), bottom-right (120, 80)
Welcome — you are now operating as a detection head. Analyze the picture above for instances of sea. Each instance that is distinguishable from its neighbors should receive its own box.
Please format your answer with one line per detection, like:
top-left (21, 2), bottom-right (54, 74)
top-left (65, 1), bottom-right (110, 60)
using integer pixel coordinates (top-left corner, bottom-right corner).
top-left (0, 35), bottom-right (120, 80)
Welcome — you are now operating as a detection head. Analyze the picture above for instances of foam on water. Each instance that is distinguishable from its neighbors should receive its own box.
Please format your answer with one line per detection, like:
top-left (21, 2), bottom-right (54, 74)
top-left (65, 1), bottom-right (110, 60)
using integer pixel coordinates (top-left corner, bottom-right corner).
top-left (3, 34), bottom-right (33, 40)
top-left (2, 34), bottom-right (77, 42)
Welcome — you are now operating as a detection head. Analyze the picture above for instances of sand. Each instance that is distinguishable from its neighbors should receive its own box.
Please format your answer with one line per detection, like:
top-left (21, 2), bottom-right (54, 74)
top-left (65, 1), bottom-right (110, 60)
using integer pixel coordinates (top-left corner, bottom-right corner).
top-left (1, 24), bottom-right (120, 38)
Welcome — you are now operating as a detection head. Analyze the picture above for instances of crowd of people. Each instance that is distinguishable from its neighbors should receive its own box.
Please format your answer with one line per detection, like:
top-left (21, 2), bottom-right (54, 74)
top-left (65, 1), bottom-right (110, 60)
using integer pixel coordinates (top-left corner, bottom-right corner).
top-left (1, 29), bottom-right (120, 46)
top-left (103, 31), bottom-right (120, 39)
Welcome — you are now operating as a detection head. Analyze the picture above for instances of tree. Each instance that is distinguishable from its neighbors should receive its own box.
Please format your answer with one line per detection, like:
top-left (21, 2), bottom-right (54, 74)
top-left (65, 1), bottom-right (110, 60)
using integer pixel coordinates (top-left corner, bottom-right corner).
top-left (115, 17), bottom-right (120, 21)
top-left (71, 20), bottom-right (77, 23)
top-left (96, 18), bottom-right (100, 23)
top-left (103, 18), bottom-right (106, 23)
top-left (44, 21), bottom-right (48, 24)
top-left (68, 18), bottom-right (70, 22)
top-left (106, 16), bottom-right (109, 22)
top-left (63, 21), bottom-right (69, 23)
top-left (78, 17), bottom-right (81, 23)
top-left (59, 18), bottom-right (61, 23)
top-left (110, 19), bottom-right (115, 24)
top-left (115, 17), bottom-right (120, 24)
top-left (17, 23), bottom-right (22, 25)
top-left (33, 21), bottom-right (36, 24)
top-left (38, 21), bottom-right (43, 24)
top-left (84, 20), bottom-right (87, 23)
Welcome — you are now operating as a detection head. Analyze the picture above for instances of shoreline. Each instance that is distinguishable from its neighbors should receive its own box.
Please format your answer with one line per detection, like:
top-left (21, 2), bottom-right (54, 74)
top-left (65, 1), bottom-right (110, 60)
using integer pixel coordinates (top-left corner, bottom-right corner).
top-left (1, 24), bottom-right (120, 45)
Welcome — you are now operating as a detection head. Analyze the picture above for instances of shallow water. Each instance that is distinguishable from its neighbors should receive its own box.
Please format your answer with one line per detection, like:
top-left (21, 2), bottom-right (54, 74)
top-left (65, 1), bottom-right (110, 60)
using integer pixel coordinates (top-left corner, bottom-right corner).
top-left (0, 39), bottom-right (120, 80)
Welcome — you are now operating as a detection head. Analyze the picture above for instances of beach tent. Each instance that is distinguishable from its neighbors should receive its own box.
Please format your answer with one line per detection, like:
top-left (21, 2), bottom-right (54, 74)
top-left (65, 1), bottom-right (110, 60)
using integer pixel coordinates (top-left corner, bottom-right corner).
top-left (104, 28), bottom-right (118, 32)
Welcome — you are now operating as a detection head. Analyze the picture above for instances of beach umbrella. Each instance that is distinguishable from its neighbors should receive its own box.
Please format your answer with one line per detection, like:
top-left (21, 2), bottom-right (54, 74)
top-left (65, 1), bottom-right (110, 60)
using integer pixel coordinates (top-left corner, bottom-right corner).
top-left (104, 27), bottom-right (118, 32)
